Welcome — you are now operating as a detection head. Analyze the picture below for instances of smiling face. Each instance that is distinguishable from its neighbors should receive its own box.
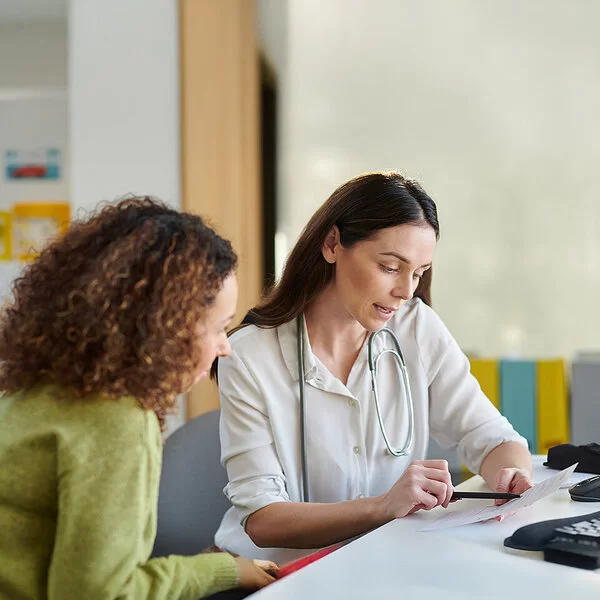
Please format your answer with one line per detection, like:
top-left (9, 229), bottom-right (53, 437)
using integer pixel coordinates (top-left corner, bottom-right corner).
top-left (322, 224), bottom-right (437, 331)
top-left (192, 273), bottom-right (238, 386)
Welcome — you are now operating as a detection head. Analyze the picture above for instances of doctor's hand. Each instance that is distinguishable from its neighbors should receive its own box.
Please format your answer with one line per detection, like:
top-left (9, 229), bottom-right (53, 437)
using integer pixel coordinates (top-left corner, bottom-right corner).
top-left (489, 467), bottom-right (533, 522)
top-left (494, 467), bottom-right (533, 506)
top-left (379, 459), bottom-right (454, 519)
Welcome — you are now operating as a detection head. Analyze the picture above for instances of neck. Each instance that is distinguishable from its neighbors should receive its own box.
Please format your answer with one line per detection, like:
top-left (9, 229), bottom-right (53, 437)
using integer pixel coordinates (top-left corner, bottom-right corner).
top-left (303, 284), bottom-right (367, 359)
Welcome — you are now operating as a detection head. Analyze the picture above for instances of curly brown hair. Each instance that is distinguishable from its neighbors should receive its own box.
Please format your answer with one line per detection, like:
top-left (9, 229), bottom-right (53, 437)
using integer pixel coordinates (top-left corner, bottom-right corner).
top-left (0, 196), bottom-right (237, 428)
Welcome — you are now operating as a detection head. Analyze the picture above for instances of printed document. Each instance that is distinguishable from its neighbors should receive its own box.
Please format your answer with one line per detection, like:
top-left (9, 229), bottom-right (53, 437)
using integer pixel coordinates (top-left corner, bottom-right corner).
top-left (419, 463), bottom-right (578, 532)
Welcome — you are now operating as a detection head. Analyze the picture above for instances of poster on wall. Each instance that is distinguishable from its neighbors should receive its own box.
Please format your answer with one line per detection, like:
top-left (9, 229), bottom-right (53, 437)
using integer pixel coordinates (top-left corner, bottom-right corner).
top-left (0, 91), bottom-right (69, 304)
top-left (12, 202), bottom-right (70, 261)
top-left (5, 147), bottom-right (62, 180)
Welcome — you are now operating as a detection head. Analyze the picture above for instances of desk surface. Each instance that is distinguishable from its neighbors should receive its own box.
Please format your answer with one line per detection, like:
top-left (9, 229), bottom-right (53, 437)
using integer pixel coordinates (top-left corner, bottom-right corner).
top-left (253, 458), bottom-right (600, 599)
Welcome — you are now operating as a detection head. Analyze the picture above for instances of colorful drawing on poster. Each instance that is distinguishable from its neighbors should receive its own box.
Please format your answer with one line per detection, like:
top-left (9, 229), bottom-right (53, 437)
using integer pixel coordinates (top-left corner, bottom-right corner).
top-left (0, 212), bottom-right (12, 260)
top-left (12, 202), bottom-right (70, 261)
top-left (5, 148), bottom-right (62, 180)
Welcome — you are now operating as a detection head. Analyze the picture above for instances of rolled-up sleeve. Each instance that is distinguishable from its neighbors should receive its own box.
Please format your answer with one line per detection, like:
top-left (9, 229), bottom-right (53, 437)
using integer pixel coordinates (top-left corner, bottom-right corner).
top-left (417, 306), bottom-right (528, 474)
top-left (218, 349), bottom-right (290, 526)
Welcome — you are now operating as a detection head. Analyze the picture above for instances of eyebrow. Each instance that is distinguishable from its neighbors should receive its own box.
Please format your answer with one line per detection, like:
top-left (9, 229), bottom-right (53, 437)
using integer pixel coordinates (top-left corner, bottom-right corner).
top-left (379, 252), bottom-right (432, 269)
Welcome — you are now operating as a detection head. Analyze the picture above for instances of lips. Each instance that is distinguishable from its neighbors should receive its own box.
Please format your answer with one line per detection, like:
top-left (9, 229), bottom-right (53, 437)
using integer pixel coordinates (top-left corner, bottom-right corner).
top-left (373, 304), bottom-right (397, 320)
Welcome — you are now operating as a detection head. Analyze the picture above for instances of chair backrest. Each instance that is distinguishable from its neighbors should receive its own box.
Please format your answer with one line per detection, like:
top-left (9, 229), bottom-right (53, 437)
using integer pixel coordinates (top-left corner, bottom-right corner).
top-left (152, 410), bottom-right (231, 557)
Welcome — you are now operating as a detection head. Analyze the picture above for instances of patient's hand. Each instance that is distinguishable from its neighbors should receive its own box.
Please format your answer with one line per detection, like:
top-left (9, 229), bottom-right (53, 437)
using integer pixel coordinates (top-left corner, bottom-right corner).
top-left (234, 557), bottom-right (279, 590)
top-left (253, 559), bottom-right (280, 577)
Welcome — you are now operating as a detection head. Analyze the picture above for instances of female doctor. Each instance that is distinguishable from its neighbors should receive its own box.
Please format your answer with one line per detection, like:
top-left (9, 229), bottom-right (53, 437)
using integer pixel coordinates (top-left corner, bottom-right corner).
top-left (214, 171), bottom-right (532, 564)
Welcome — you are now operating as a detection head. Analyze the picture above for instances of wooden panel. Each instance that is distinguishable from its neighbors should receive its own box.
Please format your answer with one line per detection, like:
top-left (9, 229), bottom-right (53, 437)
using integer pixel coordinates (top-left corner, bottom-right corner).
top-left (180, 0), bottom-right (262, 419)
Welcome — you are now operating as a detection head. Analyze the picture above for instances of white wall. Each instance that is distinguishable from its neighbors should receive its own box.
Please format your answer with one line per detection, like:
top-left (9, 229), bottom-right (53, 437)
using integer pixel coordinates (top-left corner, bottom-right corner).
top-left (69, 0), bottom-right (184, 430)
top-left (0, 20), bottom-right (67, 88)
top-left (257, 0), bottom-right (288, 77)
top-left (69, 0), bottom-right (180, 214)
top-left (272, 0), bottom-right (600, 359)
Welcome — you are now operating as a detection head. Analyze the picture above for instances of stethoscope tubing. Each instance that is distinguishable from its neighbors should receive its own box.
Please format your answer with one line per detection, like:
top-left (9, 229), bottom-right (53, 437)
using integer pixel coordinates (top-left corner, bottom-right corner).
top-left (296, 315), bottom-right (415, 503)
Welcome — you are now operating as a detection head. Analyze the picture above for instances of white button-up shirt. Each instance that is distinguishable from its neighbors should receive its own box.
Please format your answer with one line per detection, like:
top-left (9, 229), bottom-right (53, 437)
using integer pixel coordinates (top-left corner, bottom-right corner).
top-left (215, 298), bottom-right (526, 562)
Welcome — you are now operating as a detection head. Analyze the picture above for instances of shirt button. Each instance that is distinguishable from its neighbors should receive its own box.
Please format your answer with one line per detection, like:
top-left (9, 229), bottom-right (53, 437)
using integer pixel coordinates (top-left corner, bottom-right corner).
top-left (353, 446), bottom-right (361, 455)
top-left (347, 398), bottom-right (357, 408)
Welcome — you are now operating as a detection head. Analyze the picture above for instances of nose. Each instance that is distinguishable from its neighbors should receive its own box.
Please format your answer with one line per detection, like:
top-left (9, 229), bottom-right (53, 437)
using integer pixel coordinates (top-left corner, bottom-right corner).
top-left (392, 274), bottom-right (415, 301)
top-left (218, 337), bottom-right (232, 358)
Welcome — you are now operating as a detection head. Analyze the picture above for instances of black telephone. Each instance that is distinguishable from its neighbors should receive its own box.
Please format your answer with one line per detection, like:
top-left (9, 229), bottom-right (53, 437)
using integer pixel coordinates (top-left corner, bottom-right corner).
top-left (504, 510), bottom-right (600, 570)
top-left (543, 515), bottom-right (600, 570)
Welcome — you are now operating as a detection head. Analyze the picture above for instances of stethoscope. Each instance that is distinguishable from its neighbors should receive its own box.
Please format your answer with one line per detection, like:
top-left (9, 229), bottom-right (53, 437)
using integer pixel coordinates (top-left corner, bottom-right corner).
top-left (296, 314), bottom-right (415, 502)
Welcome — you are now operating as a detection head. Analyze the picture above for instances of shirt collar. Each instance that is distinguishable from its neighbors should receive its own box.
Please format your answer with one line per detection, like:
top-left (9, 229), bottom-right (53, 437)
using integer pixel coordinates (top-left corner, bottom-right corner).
top-left (278, 315), bottom-right (318, 382)
top-left (277, 313), bottom-right (398, 382)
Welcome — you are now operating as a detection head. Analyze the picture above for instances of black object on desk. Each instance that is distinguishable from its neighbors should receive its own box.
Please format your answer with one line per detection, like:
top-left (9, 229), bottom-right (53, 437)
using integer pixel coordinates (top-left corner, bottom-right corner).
top-left (544, 442), bottom-right (600, 474)
top-left (543, 515), bottom-right (600, 570)
top-left (568, 476), bottom-right (600, 502)
top-left (504, 510), bottom-right (600, 571)
top-left (451, 491), bottom-right (520, 500)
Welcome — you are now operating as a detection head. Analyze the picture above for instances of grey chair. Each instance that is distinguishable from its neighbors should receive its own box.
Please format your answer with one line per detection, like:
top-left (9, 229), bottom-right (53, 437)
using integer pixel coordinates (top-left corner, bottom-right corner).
top-left (152, 410), bottom-right (232, 557)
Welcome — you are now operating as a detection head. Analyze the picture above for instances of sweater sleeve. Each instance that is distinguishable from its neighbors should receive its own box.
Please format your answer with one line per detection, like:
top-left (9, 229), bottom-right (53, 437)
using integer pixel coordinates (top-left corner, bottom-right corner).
top-left (47, 400), bottom-right (239, 600)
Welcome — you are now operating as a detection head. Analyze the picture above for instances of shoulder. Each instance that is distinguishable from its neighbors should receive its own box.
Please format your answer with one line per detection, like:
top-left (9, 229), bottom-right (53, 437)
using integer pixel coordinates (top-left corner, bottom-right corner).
top-left (390, 298), bottom-right (450, 340)
top-left (227, 324), bottom-right (282, 370)
top-left (69, 394), bottom-right (151, 430)
top-left (219, 322), bottom-right (291, 396)
top-left (68, 398), bottom-right (160, 467)
top-left (229, 323), bottom-right (278, 352)
top-left (5, 387), bottom-right (159, 461)
top-left (390, 299), bottom-right (455, 375)
top-left (41, 388), bottom-right (158, 448)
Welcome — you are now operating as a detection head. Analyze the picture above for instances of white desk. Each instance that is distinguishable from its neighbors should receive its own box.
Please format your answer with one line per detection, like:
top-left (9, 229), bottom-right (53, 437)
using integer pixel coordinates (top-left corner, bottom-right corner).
top-left (253, 459), bottom-right (600, 599)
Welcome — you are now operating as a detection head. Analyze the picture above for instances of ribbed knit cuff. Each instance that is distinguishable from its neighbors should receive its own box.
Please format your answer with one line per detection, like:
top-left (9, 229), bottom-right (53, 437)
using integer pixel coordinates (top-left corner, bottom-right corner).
top-left (192, 551), bottom-right (239, 596)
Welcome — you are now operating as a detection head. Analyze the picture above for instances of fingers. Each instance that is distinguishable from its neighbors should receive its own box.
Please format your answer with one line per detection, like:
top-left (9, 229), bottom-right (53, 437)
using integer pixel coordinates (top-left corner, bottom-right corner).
top-left (511, 474), bottom-right (533, 495)
top-left (415, 463), bottom-right (454, 508)
top-left (405, 461), bottom-right (453, 509)
top-left (250, 568), bottom-right (276, 590)
top-left (413, 487), bottom-right (441, 510)
top-left (495, 468), bottom-right (516, 494)
top-left (413, 459), bottom-right (452, 470)
top-left (258, 571), bottom-right (276, 587)
top-left (237, 557), bottom-right (278, 590)
top-left (494, 468), bottom-right (517, 505)
top-left (254, 559), bottom-right (280, 578)
top-left (421, 478), bottom-right (450, 509)
top-left (385, 460), bottom-right (454, 518)
top-left (494, 468), bottom-right (533, 505)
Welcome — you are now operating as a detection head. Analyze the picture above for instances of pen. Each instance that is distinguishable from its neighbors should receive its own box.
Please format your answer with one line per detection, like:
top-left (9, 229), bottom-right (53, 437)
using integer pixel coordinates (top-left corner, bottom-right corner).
top-left (451, 491), bottom-right (521, 500)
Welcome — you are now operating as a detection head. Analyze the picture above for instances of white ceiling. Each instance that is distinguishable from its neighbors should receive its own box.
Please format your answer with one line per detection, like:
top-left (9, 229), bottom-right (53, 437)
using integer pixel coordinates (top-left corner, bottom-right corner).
top-left (0, 0), bottom-right (67, 22)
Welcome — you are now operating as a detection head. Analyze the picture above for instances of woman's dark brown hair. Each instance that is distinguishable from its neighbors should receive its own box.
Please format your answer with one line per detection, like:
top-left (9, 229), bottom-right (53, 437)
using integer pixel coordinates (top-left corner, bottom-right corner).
top-left (0, 196), bottom-right (237, 429)
top-left (253, 170), bottom-right (438, 322)
top-left (211, 171), bottom-right (439, 379)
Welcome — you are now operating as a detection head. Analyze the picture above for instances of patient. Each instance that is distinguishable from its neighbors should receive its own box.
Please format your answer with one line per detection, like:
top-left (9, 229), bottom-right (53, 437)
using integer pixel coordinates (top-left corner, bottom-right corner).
top-left (0, 197), bottom-right (276, 599)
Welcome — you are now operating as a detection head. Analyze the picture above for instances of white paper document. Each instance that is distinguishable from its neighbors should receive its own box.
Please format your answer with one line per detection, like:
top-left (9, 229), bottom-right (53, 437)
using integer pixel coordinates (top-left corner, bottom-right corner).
top-left (531, 455), bottom-right (592, 488)
top-left (419, 463), bottom-right (578, 532)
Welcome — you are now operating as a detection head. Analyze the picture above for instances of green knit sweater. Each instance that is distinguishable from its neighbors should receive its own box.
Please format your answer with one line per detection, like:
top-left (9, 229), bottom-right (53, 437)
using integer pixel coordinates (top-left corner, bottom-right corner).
top-left (0, 387), bottom-right (239, 600)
